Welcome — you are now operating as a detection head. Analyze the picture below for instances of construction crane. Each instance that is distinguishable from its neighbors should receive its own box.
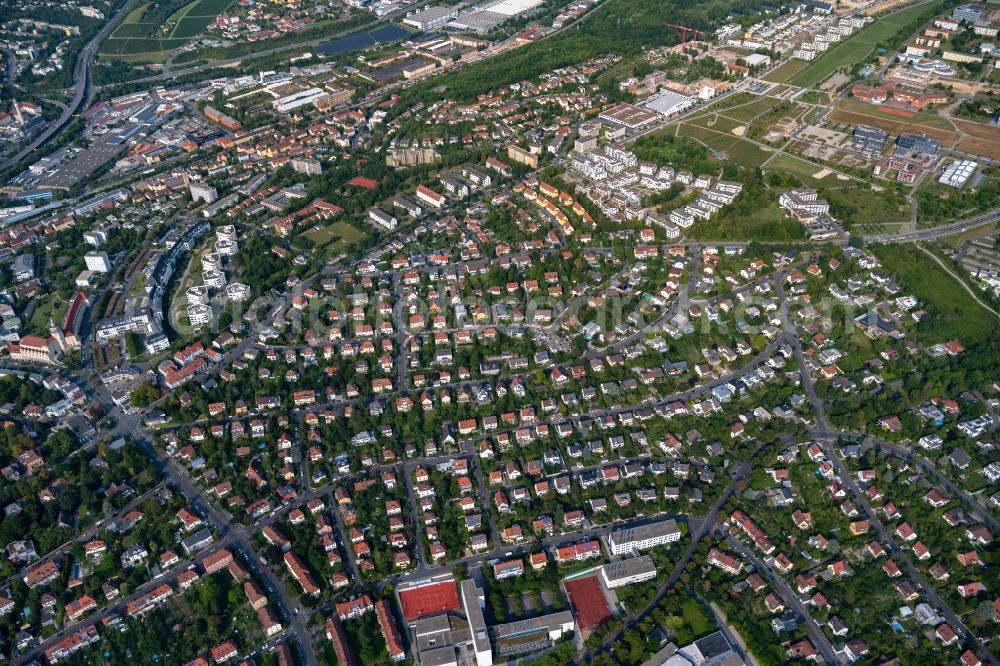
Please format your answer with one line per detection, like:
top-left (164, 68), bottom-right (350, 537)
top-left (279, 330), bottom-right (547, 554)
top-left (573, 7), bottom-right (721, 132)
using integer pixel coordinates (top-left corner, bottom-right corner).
top-left (666, 23), bottom-right (701, 45)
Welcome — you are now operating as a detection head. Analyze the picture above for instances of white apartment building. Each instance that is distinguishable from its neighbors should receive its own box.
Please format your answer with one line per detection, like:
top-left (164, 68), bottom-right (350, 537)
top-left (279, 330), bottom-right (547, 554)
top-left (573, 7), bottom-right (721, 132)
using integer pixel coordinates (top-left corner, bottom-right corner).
top-left (203, 270), bottom-right (227, 289)
top-left (779, 189), bottom-right (830, 217)
top-left (189, 182), bottom-right (218, 204)
top-left (608, 519), bottom-right (681, 555)
top-left (187, 305), bottom-right (212, 327)
top-left (186, 285), bottom-right (210, 306)
top-left (215, 239), bottom-right (237, 256)
top-left (84, 251), bottom-right (111, 273)
top-left (216, 225), bottom-right (237, 243)
top-left (226, 283), bottom-right (251, 302)
top-left (600, 556), bottom-right (657, 588)
top-left (201, 252), bottom-right (223, 272)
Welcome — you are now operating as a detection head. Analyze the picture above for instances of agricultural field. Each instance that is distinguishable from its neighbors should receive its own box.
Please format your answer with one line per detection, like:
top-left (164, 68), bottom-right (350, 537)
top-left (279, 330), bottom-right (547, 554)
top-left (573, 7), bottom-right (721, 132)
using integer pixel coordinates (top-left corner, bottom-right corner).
top-left (100, 38), bottom-right (189, 56)
top-left (101, 0), bottom-right (234, 57)
top-left (957, 136), bottom-right (1000, 162)
top-left (836, 97), bottom-right (955, 131)
top-left (827, 99), bottom-right (1000, 162)
top-left (951, 117), bottom-right (1000, 143)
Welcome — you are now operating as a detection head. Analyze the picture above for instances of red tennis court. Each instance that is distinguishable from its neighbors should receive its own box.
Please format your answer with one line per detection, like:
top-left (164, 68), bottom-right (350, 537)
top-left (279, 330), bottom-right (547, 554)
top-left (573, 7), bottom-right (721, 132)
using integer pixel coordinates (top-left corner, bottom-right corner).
top-left (565, 576), bottom-right (612, 633)
top-left (398, 580), bottom-right (460, 621)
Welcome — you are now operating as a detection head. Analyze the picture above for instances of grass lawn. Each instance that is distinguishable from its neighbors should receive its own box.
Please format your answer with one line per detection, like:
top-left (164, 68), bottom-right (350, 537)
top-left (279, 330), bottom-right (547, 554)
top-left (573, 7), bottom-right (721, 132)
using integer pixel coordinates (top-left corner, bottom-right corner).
top-left (876, 0), bottom-right (946, 28)
top-left (676, 123), bottom-right (773, 168)
top-left (301, 221), bottom-right (367, 250)
top-left (963, 471), bottom-right (989, 494)
top-left (825, 186), bottom-right (910, 226)
top-left (745, 202), bottom-right (789, 225)
top-left (722, 97), bottom-right (788, 123)
top-left (789, 0), bottom-right (945, 89)
top-left (870, 243), bottom-right (996, 344)
top-left (790, 40), bottom-right (877, 89)
top-left (674, 122), bottom-right (721, 144)
top-left (682, 598), bottom-right (713, 637)
top-left (799, 90), bottom-right (832, 105)
top-left (28, 293), bottom-right (67, 335)
top-left (938, 221), bottom-right (998, 247)
top-left (685, 92), bottom-right (760, 122)
top-left (723, 138), bottom-right (773, 168)
top-left (686, 112), bottom-right (746, 135)
top-left (687, 202), bottom-right (806, 242)
top-left (763, 60), bottom-right (808, 83)
top-left (105, 50), bottom-right (174, 64)
top-left (762, 152), bottom-right (840, 187)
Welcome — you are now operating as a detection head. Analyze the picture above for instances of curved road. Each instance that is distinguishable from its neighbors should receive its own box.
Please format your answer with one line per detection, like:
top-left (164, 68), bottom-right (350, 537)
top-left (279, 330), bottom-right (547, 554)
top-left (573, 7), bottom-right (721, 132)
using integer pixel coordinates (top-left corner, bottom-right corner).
top-left (0, 0), bottom-right (139, 172)
top-left (915, 244), bottom-right (1000, 318)
top-left (93, 0), bottom-right (434, 91)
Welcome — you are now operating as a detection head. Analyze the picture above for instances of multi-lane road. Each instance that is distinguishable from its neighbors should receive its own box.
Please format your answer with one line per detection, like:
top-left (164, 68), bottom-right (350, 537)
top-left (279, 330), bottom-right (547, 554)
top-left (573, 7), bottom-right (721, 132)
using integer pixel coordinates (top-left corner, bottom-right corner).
top-left (862, 209), bottom-right (1000, 244)
top-left (0, 0), bottom-right (139, 173)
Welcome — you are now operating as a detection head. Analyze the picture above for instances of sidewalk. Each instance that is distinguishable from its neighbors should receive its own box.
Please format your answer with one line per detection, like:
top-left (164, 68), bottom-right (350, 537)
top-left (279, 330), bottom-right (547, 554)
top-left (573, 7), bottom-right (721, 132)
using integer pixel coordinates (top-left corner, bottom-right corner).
top-left (708, 601), bottom-right (760, 666)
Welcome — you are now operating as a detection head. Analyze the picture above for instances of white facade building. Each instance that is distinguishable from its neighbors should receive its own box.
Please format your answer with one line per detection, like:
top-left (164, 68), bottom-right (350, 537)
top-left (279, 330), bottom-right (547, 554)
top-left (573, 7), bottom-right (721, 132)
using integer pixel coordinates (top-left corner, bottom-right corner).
top-left (186, 285), bottom-right (210, 306)
top-left (190, 182), bottom-right (219, 204)
top-left (600, 556), bottom-right (657, 588)
top-left (203, 270), bottom-right (227, 289)
top-left (84, 251), bottom-right (111, 273)
top-left (215, 239), bottom-right (237, 256)
top-left (202, 253), bottom-right (223, 272)
top-left (187, 304), bottom-right (212, 327)
top-left (226, 283), bottom-right (251, 302)
top-left (608, 519), bottom-right (681, 555)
